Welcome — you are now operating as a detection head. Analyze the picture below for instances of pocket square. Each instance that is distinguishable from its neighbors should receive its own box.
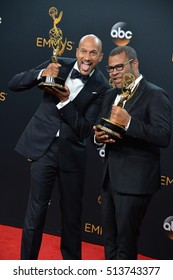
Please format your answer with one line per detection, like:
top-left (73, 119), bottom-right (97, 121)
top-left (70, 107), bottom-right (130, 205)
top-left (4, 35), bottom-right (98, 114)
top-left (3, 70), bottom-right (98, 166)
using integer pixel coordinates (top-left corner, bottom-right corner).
top-left (92, 91), bottom-right (98, 94)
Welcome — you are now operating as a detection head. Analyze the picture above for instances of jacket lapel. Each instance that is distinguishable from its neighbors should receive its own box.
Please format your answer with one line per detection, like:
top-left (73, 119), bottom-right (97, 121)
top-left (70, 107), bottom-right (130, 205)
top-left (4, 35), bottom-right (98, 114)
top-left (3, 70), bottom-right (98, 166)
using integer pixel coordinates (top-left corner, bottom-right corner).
top-left (58, 58), bottom-right (76, 80)
top-left (124, 78), bottom-right (146, 112)
top-left (72, 69), bottom-right (103, 104)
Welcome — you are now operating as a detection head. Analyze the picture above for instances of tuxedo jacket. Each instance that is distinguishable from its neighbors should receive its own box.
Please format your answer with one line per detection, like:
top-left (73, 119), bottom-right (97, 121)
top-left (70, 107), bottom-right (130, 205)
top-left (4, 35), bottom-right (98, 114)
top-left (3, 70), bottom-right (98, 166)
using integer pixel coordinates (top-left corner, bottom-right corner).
top-left (96, 78), bottom-right (172, 195)
top-left (8, 57), bottom-right (110, 172)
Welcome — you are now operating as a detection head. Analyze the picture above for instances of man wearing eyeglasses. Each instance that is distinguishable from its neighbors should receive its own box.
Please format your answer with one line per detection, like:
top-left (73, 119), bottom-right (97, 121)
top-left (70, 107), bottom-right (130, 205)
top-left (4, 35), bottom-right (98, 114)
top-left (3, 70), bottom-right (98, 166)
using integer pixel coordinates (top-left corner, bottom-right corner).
top-left (93, 45), bottom-right (172, 259)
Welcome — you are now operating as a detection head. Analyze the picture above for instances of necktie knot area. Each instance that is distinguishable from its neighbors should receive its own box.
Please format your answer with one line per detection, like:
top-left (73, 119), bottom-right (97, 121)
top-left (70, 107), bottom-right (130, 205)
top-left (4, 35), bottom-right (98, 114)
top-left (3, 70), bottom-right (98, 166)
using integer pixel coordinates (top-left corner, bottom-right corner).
top-left (70, 69), bottom-right (89, 83)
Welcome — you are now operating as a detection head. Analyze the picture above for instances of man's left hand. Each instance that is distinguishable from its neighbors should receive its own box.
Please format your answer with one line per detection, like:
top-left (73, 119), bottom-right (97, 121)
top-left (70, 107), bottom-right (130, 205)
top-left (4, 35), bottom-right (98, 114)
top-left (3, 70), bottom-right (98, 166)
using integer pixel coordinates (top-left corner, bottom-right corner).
top-left (44, 85), bottom-right (70, 102)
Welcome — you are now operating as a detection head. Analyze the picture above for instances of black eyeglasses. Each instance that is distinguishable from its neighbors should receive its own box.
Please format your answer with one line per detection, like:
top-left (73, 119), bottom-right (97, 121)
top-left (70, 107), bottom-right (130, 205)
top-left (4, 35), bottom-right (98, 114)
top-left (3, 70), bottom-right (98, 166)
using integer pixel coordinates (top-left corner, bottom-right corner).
top-left (106, 59), bottom-right (134, 73)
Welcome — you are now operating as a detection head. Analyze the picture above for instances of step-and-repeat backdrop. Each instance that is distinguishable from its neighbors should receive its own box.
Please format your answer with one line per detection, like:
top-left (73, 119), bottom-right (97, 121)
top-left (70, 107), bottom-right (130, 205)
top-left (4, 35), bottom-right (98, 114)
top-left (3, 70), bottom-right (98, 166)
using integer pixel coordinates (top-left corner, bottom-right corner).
top-left (0, 0), bottom-right (173, 259)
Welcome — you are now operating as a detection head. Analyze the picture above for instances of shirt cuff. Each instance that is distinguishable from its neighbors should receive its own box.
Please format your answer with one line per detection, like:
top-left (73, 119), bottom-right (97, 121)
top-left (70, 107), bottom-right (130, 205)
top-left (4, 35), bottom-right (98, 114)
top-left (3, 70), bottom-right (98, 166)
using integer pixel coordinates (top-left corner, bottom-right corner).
top-left (37, 69), bottom-right (44, 80)
top-left (124, 116), bottom-right (131, 131)
top-left (56, 99), bottom-right (70, 109)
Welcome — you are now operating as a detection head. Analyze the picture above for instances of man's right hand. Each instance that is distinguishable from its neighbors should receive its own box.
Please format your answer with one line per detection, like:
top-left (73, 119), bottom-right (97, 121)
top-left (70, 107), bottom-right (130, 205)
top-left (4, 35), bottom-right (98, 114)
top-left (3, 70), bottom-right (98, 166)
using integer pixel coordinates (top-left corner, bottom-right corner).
top-left (41, 63), bottom-right (61, 78)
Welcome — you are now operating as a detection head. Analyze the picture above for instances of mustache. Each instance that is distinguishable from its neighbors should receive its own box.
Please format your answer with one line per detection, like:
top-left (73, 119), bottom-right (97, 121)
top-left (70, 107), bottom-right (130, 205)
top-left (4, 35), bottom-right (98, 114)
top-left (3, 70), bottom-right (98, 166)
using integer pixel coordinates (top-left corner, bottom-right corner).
top-left (113, 74), bottom-right (122, 79)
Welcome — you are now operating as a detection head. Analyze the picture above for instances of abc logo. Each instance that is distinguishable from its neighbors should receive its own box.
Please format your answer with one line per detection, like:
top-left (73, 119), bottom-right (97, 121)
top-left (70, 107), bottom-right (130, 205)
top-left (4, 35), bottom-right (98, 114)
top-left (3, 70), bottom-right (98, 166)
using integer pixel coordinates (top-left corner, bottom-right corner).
top-left (163, 216), bottom-right (173, 240)
top-left (111, 22), bottom-right (132, 46)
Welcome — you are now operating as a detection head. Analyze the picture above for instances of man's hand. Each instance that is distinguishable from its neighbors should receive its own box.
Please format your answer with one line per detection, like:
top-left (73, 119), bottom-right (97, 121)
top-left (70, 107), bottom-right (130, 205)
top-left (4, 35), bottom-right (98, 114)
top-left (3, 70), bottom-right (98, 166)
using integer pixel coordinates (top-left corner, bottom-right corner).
top-left (93, 126), bottom-right (116, 143)
top-left (44, 85), bottom-right (70, 102)
top-left (41, 63), bottom-right (61, 78)
top-left (110, 105), bottom-right (130, 126)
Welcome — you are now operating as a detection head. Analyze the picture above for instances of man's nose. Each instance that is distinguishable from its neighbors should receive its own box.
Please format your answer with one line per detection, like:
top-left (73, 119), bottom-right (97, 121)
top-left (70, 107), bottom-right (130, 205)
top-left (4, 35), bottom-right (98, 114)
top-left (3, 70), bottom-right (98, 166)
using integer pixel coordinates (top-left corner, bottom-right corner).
top-left (83, 52), bottom-right (91, 60)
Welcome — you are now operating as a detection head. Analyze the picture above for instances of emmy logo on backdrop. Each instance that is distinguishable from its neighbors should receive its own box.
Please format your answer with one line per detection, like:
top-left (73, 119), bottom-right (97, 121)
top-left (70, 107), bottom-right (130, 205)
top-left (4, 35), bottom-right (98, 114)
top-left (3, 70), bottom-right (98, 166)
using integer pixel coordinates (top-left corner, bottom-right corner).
top-left (38, 7), bottom-right (67, 91)
top-left (96, 73), bottom-right (138, 139)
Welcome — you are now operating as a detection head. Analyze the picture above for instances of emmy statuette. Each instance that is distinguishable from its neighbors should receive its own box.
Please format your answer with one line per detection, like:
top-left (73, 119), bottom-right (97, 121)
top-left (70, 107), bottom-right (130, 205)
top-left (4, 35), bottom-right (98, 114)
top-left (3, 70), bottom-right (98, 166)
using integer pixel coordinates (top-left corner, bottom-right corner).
top-left (96, 73), bottom-right (137, 139)
top-left (38, 7), bottom-right (67, 91)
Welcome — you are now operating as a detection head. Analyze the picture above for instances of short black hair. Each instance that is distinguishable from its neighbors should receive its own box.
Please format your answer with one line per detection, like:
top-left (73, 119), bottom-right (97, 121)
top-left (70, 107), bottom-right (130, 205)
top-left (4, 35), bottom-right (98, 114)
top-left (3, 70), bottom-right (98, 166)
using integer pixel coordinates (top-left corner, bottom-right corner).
top-left (109, 46), bottom-right (138, 60)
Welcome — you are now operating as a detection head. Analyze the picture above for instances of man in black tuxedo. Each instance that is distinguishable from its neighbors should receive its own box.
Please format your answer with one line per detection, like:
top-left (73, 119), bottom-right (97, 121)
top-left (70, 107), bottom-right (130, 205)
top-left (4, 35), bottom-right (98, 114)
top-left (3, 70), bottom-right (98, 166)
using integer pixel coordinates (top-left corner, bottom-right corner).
top-left (93, 46), bottom-right (172, 259)
top-left (8, 34), bottom-right (110, 260)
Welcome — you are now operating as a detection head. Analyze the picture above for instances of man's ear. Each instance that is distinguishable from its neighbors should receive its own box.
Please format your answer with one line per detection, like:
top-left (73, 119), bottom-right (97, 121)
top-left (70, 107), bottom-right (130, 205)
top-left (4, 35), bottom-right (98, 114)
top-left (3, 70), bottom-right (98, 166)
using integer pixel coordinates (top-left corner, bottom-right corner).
top-left (99, 53), bottom-right (103, 62)
top-left (75, 48), bottom-right (78, 58)
top-left (133, 59), bottom-right (139, 70)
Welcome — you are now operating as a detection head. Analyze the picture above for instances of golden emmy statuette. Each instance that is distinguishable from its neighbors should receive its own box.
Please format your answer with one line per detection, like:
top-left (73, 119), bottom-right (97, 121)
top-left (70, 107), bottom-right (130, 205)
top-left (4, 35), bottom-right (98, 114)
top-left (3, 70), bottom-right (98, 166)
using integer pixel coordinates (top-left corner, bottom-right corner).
top-left (38, 7), bottom-right (67, 91)
top-left (96, 73), bottom-right (137, 139)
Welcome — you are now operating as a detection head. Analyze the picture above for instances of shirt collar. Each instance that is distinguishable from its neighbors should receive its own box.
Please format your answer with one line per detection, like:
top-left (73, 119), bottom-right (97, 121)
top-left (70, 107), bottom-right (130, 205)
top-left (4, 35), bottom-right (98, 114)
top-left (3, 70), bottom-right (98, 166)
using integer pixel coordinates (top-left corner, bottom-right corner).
top-left (132, 74), bottom-right (143, 90)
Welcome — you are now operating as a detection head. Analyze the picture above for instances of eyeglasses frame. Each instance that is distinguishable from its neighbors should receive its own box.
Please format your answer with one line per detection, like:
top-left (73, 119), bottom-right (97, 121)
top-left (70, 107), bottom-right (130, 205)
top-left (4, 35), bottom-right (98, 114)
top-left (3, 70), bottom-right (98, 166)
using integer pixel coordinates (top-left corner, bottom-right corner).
top-left (106, 58), bottom-right (134, 73)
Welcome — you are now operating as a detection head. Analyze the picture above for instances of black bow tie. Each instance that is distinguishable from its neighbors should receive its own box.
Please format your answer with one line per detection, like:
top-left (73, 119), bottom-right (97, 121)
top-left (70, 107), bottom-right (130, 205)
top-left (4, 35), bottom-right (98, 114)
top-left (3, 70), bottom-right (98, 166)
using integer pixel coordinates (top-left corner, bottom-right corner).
top-left (70, 69), bottom-right (89, 84)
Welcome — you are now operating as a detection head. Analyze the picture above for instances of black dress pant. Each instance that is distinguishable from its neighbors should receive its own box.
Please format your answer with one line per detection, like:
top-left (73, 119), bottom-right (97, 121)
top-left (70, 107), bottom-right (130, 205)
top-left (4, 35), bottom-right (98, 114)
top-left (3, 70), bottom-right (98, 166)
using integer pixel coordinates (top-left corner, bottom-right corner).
top-left (101, 178), bottom-right (152, 260)
top-left (21, 138), bottom-right (84, 260)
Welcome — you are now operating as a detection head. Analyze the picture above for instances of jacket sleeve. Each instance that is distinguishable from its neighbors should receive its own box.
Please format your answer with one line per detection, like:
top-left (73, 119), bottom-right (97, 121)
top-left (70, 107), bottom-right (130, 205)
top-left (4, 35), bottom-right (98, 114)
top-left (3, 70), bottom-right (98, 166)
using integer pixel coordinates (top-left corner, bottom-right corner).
top-left (58, 83), bottom-right (110, 139)
top-left (126, 89), bottom-right (172, 148)
top-left (8, 60), bottom-right (50, 91)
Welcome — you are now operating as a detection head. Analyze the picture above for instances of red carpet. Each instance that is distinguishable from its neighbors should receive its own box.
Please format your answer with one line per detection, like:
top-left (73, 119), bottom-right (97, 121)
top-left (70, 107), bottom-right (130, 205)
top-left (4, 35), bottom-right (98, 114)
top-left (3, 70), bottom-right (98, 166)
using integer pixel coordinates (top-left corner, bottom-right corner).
top-left (0, 224), bottom-right (153, 260)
